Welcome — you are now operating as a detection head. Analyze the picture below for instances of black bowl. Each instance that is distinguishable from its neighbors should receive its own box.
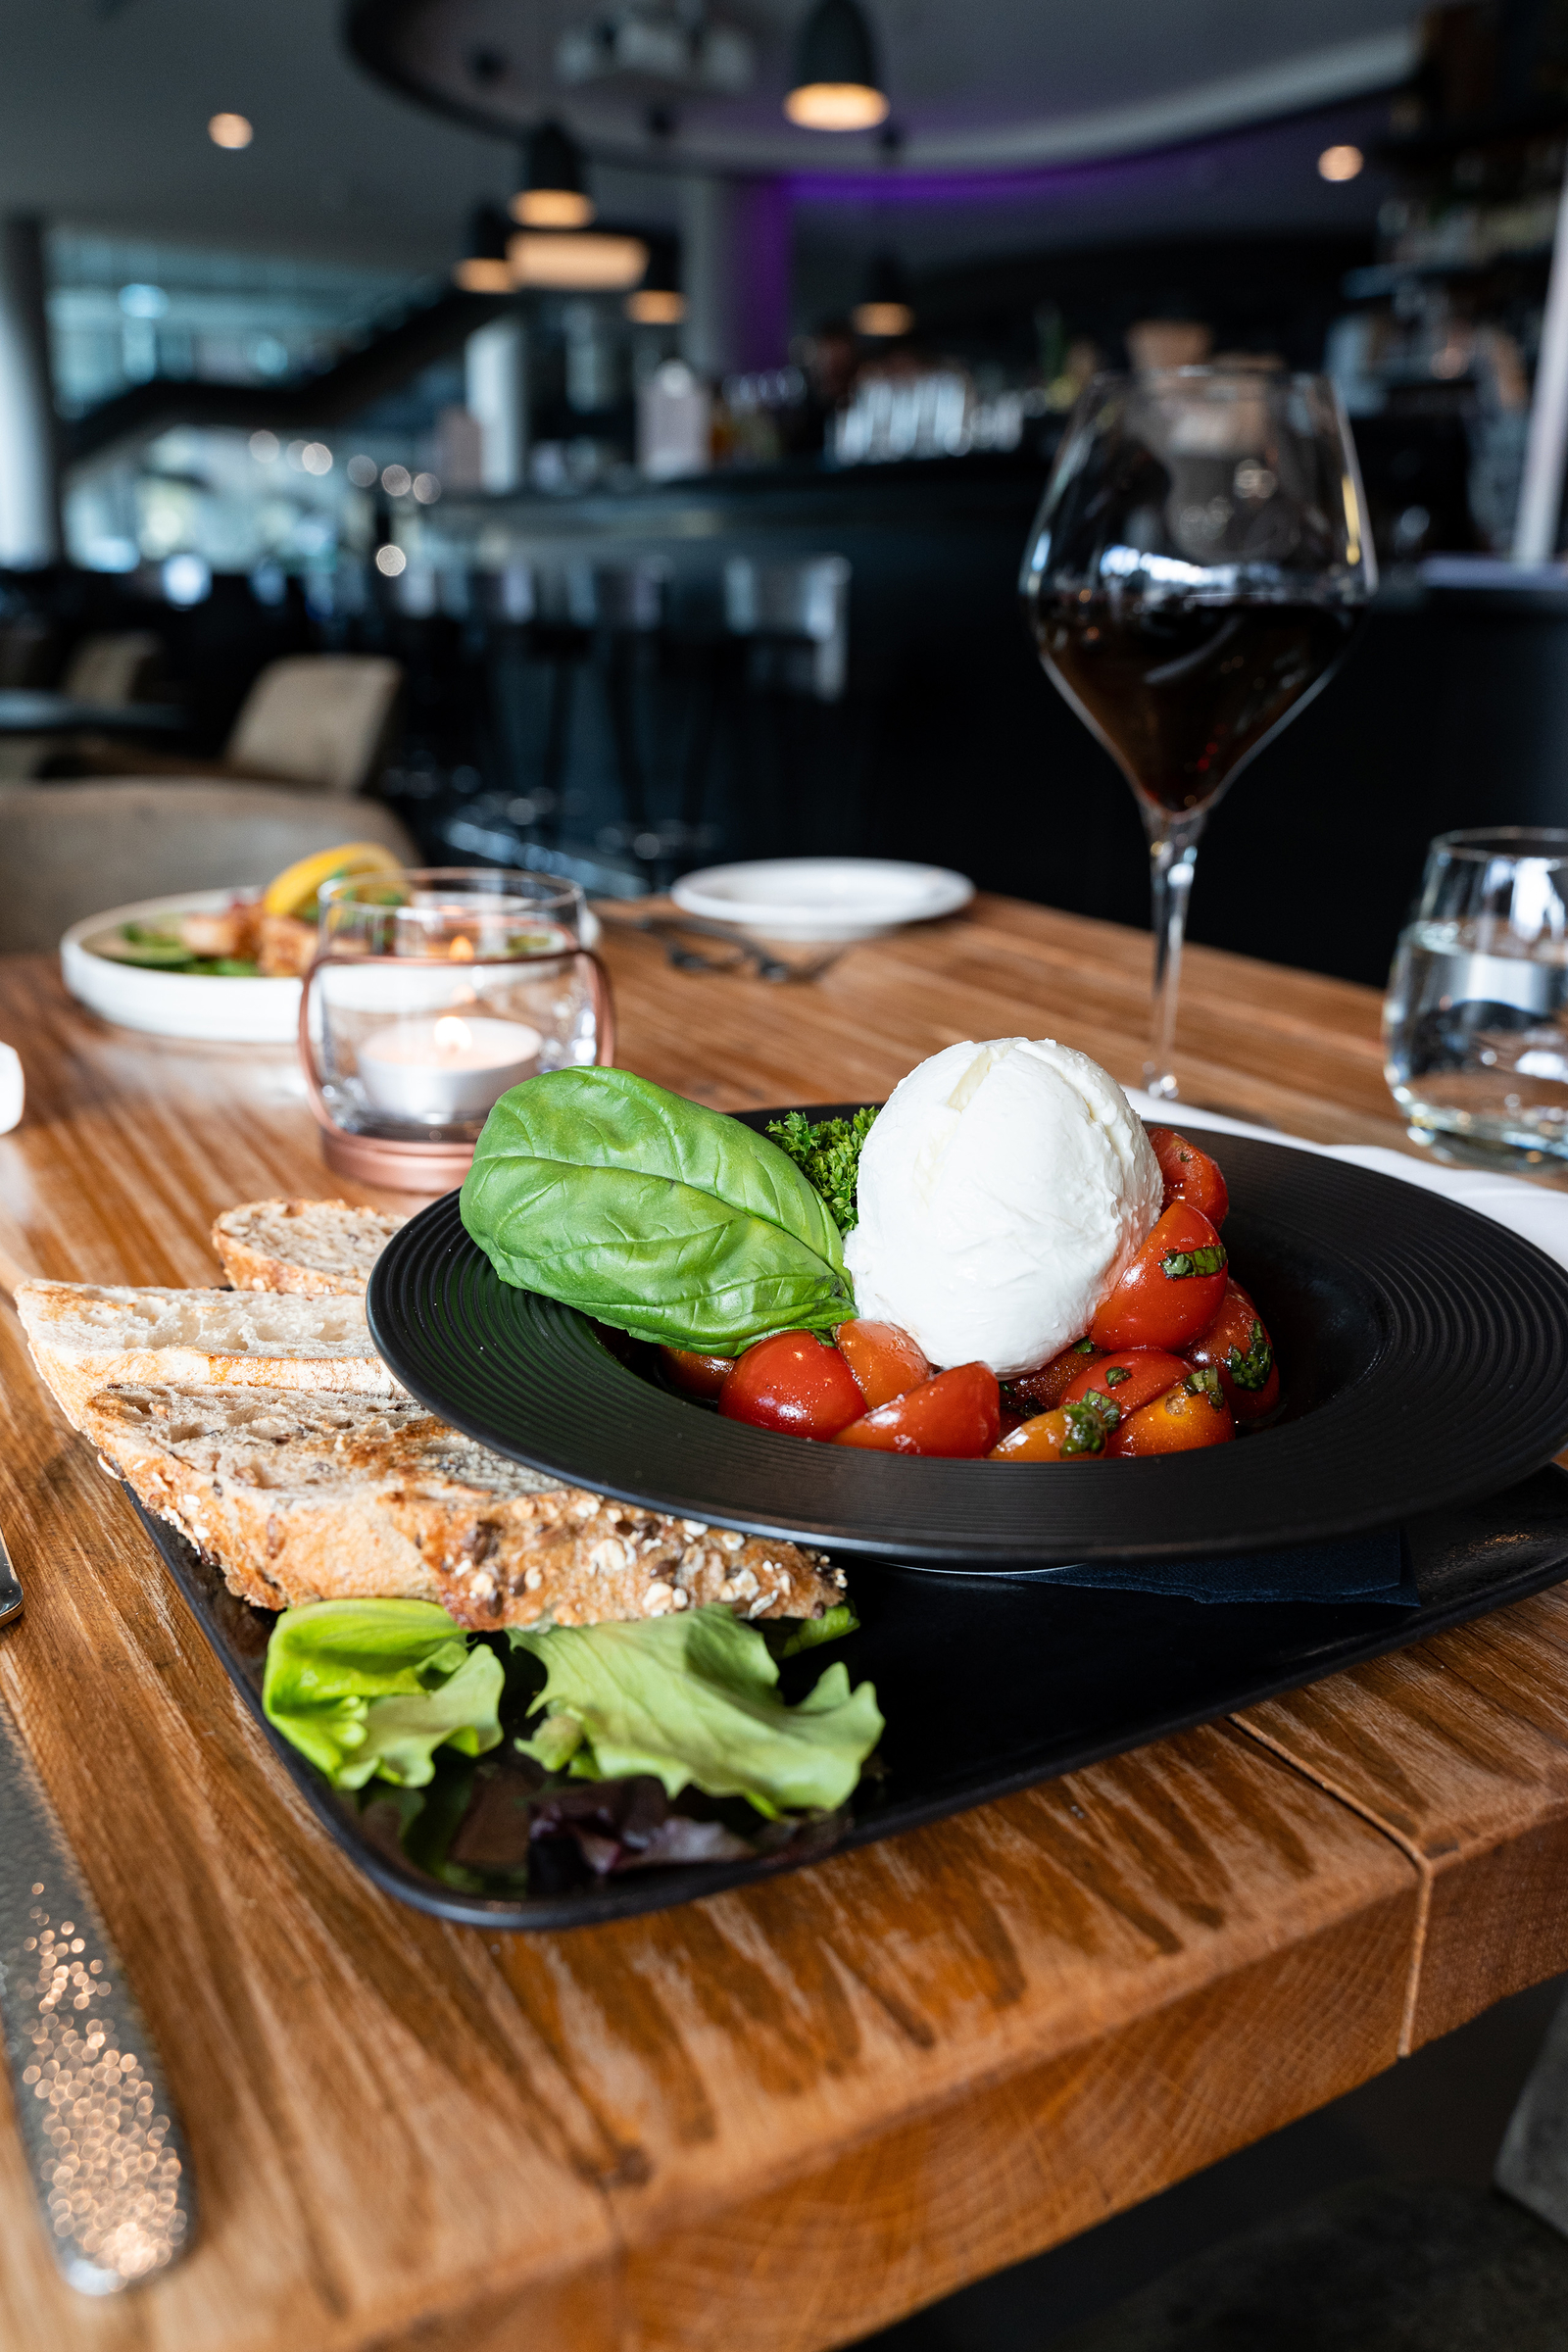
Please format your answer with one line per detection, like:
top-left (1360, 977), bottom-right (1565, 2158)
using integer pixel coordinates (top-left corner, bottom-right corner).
top-left (367, 1115), bottom-right (1568, 1567)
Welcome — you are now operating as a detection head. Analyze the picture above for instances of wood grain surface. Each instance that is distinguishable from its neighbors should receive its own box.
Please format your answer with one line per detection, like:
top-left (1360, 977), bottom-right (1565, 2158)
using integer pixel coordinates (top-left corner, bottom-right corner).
top-left (0, 897), bottom-right (1561, 2352)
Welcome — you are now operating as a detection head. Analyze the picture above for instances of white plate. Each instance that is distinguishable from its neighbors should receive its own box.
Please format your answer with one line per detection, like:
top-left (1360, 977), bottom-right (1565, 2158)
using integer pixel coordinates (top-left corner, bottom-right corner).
top-left (670, 858), bottom-right (974, 942)
top-left (61, 890), bottom-right (302, 1044)
top-left (60, 892), bottom-right (606, 1047)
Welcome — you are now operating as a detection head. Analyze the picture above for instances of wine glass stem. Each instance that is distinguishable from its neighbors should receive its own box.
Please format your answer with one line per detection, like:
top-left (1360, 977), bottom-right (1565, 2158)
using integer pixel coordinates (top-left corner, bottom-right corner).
top-left (1143, 808), bottom-right (1204, 1102)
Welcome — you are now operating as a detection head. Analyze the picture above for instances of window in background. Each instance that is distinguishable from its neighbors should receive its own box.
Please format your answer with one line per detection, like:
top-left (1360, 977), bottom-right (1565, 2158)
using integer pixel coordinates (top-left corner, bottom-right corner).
top-left (45, 231), bottom-right (443, 416)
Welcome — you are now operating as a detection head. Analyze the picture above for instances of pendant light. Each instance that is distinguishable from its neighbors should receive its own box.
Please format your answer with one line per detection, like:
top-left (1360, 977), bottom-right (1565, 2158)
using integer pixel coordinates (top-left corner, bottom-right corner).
top-left (626, 238), bottom-right (686, 324)
top-left (512, 120), bottom-right (595, 228)
top-left (453, 204), bottom-right (514, 293)
top-left (852, 249), bottom-right (913, 337)
top-left (507, 230), bottom-right (649, 290)
top-left (785, 0), bottom-right (889, 130)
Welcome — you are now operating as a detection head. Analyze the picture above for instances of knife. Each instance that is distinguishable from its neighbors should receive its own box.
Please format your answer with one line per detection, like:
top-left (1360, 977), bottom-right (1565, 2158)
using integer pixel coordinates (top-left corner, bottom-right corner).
top-left (0, 1524), bottom-right (194, 2292)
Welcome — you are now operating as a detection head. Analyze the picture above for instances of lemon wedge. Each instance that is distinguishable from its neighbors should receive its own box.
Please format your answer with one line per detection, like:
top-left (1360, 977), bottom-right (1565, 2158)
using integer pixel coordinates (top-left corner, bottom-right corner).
top-left (262, 841), bottom-right (406, 920)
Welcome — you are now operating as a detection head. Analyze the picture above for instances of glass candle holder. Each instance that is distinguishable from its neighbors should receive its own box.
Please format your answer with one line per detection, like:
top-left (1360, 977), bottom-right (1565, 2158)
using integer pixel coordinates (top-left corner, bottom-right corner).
top-left (297, 867), bottom-right (614, 1191)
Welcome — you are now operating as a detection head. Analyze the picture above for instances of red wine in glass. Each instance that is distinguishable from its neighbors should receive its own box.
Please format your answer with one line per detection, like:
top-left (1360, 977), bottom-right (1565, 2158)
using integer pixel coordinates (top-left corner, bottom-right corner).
top-left (1020, 370), bottom-right (1374, 1096)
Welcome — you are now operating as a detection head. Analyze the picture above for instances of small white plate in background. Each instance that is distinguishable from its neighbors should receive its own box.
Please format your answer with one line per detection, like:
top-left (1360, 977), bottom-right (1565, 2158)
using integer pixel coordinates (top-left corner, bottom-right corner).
top-left (670, 858), bottom-right (974, 942)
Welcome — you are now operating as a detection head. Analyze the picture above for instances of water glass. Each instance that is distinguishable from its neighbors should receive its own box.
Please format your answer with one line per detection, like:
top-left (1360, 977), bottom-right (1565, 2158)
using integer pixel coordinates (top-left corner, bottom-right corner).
top-left (1385, 827), bottom-right (1568, 1170)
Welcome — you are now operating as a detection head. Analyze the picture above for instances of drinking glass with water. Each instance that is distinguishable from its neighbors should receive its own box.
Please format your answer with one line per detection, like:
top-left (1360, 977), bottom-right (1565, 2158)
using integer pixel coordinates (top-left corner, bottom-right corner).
top-left (1386, 827), bottom-right (1568, 1171)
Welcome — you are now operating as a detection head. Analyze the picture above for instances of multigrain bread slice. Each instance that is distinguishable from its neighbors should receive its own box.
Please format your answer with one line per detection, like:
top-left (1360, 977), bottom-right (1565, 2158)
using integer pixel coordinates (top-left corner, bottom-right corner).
top-left (81, 1383), bottom-right (845, 1631)
top-left (212, 1199), bottom-right (406, 1298)
top-left (16, 1282), bottom-right (400, 1433)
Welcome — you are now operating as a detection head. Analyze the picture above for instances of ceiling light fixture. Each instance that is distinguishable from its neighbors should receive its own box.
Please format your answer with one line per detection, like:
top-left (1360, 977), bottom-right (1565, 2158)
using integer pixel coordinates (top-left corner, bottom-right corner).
top-left (208, 112), bottom-right (254, 149)
top-left (785, 0), bottom-right (889, 131)
top-left (513, 121), bottom-right (595, 227)
top-left (454, 204), bottom-right (515, 293)
top-left (508, 230), bottom-right (649, 290)
top-left (1318, 143), bottom-right (1364, 182)
top-left (852, 250), bottom-right (913, 336)
top-left (626, 239), bottom-right (686, 325)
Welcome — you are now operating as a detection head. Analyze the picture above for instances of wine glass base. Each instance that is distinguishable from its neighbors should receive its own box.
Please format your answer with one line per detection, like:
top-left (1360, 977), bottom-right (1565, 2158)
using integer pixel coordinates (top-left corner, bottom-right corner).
top-left (1143, 1068), bottom-right (1180, 1102)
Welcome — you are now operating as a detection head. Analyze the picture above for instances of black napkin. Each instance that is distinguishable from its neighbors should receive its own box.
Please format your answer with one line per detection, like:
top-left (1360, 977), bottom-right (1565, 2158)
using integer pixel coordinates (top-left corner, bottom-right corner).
top-left (1024, 1526), bottom-right (1414, 1606)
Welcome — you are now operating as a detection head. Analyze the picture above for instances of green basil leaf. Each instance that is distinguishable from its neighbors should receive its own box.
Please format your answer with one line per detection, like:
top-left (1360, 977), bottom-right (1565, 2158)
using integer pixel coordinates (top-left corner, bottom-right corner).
top-left (461, 1067), bottom-right (855, 1351)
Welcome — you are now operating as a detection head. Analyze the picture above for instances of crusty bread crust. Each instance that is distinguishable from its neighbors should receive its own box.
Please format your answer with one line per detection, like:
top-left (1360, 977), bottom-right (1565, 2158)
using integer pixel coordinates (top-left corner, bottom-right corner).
top-left (83, 1384), bottom-right (846, 1629)
top-left (212, 1199), bottom-right (407, 1298)
top-left (16, 1280), bottom-right (399, 1432)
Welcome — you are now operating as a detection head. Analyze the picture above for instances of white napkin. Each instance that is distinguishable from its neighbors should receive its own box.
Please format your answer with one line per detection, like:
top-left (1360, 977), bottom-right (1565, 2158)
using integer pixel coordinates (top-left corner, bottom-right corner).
top-left (1126, 1090), bottom-right (1568, 1276)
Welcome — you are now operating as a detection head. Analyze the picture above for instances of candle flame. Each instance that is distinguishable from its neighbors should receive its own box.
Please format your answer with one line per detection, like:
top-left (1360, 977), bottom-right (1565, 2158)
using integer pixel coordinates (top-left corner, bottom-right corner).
top-left (449, 935), bottom-right (474, 960)
top-left (433, 1015), bottom-right (472, 1054)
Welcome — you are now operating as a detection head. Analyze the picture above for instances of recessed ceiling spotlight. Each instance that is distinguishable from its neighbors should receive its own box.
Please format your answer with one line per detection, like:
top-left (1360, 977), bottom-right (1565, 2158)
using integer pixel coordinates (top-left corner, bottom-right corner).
top-left (786, 0), bottom-right (889, 130)
top-left (208, 112), bottom-right (254, 150)
top-left (1318, 144), bottom-right (1363, 182)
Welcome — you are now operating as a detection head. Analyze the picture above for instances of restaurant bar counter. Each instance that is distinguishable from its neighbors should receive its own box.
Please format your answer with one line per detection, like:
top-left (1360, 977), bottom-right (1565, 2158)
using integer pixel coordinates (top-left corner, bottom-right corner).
top-left (387, 461), bottom-right (1568, 992)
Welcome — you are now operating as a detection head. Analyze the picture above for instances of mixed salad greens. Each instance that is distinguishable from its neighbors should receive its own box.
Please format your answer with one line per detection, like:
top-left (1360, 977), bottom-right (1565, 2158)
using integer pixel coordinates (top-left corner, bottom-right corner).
top-left (107, 919), bottom-right (261, 978)
top-left (263, 1594), bottom-right (881, 1861)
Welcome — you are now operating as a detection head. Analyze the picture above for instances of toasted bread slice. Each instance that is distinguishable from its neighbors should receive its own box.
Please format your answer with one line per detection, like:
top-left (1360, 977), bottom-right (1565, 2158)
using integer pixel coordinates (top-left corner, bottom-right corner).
top-left (16, 1281), bottom-right (399, 1432)
top-left (81, 1383), bottom-right (845, 1629)
top-left (212, 1199), bottom-right (406, 1298)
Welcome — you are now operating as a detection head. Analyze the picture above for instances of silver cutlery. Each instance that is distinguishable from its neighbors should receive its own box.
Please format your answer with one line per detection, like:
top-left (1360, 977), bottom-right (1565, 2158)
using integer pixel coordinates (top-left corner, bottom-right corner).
top-left (0, 1524), bottom-right (193, 2292)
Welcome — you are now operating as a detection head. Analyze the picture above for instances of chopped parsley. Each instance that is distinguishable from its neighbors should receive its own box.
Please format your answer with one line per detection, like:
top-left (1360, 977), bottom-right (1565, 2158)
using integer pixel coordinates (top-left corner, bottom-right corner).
top-left (766, 1106), bottom-right (879, 1237)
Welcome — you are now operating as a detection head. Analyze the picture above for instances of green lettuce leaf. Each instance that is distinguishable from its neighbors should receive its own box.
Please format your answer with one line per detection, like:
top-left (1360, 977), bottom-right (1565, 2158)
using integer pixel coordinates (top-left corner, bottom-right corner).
top-left (263, 1599), bottom-right (505, 1790)
top-left (460, 1066), bottom-right (854, 1352)
top-left (509, 1604), bottom-right (882, 1818)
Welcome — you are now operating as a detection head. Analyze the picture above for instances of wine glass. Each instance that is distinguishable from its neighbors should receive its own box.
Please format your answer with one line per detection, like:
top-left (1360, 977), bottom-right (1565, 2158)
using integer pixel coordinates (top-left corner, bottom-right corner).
top-left (1020, 367), bottom-right (1375, 1100)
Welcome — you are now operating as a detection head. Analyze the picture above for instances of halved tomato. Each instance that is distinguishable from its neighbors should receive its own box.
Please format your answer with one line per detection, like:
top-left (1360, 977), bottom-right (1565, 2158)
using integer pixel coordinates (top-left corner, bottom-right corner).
top-left (718, 1331), bottom-right (864, 1440)
top-left (1110, 1368), bottom-right (1235, 1455)
top-left (834, 1361), bottom-right (1001, 1456)
top-left (1147, 1126), bottom-right (1230, 1226)
top-left (1090, 1202), bottom-right (1229, 1353)
top-left (1004, 1340), bottom-right (1102, 1417)
top-left (1061, 1347), bottom-right (1192, 1418)
top-left (660, 1346), bottom-right (737, 1399)
top-left (1185, 1279), bottom-right (1280, 1424)
top-left (834, 1318), bottom-right (931, 1410)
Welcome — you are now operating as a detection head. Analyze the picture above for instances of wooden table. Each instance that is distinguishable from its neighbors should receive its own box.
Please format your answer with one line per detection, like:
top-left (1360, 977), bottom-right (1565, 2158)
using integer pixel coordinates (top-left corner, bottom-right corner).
top-left (1, 894), bottom-right (1567, 2352)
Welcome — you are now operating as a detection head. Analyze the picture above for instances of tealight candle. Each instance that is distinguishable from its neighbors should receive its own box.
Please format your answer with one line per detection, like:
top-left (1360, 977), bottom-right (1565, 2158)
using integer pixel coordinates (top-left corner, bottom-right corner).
top-left (357, 1013), bottom-right (542, 1123)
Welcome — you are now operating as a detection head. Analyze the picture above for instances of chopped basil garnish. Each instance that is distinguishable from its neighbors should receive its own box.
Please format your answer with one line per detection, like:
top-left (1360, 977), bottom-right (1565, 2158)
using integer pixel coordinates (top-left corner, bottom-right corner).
top-left (1103, 1365), bottom-right (1130, 1387)
top-left (1161, 1243), bottom-right (1228, 1280)
top-left (1185, 1366), bottom-right (1225, 1410)
top-left (1071, 1337), bottom-right (1097, 1354)
top-left (1224, 1320), bottom-right (1274, 1392)
top-left (1062, 1393), bottom-right (1120, 1455)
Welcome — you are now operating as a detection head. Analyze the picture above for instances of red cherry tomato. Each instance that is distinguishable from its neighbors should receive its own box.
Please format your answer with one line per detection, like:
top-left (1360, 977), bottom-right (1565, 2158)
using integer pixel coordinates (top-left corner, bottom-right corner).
top-left (660, 1345), bottom-right (736, 1400)
top-left (1147, 1126), bottom-right (1230, 1226)
top-left (1061, 1347), bottom-right (1192, 1418)
top-left (1185, 1279), bottom-right (1280, 1424)
top-left (1004, 1342), bottom-right (1102, 1417)
top-left (1090, 1202), bottom-right (1229, 1353)
top-left (834, 1361), bottom-right (1001, 1457)
top-left (1110, 1368), bottom-right (1235, 1455)
top-left (834, 1318), bottom-right (931, 1410)
top-left (718, 1331), bottom-right (865, 1441)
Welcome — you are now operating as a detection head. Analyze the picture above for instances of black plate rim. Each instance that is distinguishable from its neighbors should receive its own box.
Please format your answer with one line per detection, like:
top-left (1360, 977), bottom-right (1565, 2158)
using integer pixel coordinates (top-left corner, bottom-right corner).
top-left (367, 1116), bottom-right (1568, 1567)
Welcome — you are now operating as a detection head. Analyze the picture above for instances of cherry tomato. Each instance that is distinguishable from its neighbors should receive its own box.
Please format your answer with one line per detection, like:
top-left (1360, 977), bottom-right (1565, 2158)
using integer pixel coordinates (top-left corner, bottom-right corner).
top-left (1147, 1126), bottom-right (1230, 1226)
top-left (1111, 1368), bottom-right (1235, 1455)
top-left (990, 1406), bottom-right (1110, 1461)
top-left (1090, 1202), bottom-right (1229, 1353)
top-left (1061, 1347), bottom-right (1192, 1418)
top-left (1004, 1341), bottom-right (1102, 1417)
top-left (660, 1345), bottom-right (736, 1400)
top-left (834, 1361), bottom-right (1001, 1457)
top-left (834, 1318), bottom-right (931, 1410)
top-left (718, 1331), bottom-right (865, 1441)
top-left (1185, 1279), bottom-right (1280, 1424)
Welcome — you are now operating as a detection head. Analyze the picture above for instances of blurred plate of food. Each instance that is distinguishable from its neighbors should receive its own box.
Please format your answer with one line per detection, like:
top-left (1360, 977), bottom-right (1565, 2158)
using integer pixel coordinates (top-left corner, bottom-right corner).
top-left (670, 858), bottom-right (973, 943)
top-left (59, 841), bottom-right (406, 1044)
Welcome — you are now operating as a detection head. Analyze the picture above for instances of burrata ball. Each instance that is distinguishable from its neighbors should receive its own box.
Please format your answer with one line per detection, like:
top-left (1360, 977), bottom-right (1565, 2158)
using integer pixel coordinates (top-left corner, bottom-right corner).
top-left (843, 1037), bottom-right (1162, 1377)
